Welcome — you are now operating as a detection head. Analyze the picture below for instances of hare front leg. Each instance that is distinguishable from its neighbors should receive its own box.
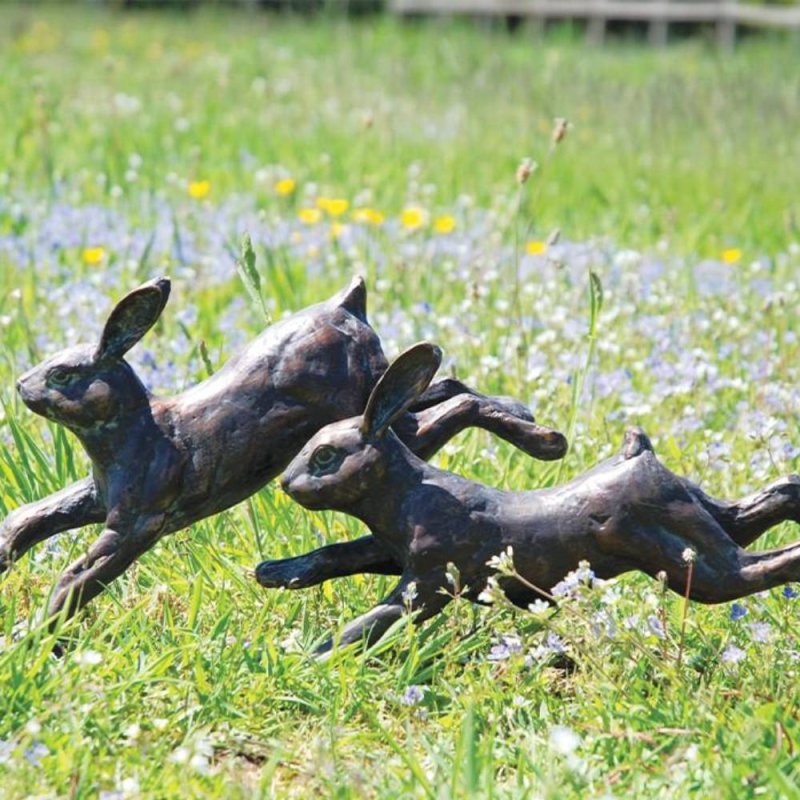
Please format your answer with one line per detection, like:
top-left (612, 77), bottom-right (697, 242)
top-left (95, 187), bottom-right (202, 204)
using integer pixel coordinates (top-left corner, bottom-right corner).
top-left (0, 478), bottom-right (105, 574)
top-left (397, 393), bottom-right (567, 462)
top-left (256, 534), bottom-right (401, 589)
top-left (314, 573), bottom-right (450, 658)
top-left (48, 516), bottom-right (163, 626)
top-left (688, 475), bottom-right (800, 548)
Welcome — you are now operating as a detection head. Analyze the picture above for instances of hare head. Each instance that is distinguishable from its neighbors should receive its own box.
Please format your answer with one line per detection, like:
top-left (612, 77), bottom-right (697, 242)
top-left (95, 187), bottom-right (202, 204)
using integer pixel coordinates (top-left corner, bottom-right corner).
top-left (16, 278), bottom-right (170, 433)
top-left (281, 342), bottom-right (442, 511)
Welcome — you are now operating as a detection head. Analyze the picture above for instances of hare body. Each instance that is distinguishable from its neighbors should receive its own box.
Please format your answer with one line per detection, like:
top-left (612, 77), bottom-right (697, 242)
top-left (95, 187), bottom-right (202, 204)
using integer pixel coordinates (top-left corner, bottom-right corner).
top-left (2, 279), bottom-right (566, 628)
top-left (266, 343), bottom-right (800, 655)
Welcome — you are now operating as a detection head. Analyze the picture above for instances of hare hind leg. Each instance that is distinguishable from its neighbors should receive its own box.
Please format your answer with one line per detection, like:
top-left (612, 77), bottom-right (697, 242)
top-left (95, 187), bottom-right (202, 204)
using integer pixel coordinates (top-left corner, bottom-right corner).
top-left (397, 393), bottom-right (567, 463)
top-left (314, 573), bottom-right (450, 658)
top-left (48, 527), bottom-right (156, 627)
top-left (688, 475), bottom-right (800, 548)
top-left (616, 512), bottom-right (800, 604)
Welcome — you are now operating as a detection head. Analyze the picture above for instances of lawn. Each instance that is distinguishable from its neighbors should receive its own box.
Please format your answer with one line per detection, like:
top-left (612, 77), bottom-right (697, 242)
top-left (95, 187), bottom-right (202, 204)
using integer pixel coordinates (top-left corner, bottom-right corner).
top-left (0, 6), bottom-right (799, 798)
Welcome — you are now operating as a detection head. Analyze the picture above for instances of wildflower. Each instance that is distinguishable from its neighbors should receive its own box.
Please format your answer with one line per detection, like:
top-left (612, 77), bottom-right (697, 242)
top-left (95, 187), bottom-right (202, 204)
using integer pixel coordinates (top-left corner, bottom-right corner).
top-left (400, 206), bottom-right (426, 231)
top-left (330, 222), bottom-right (349, 240)
top-left (400, 685), bottom-right (425, 706)
top-left (730, 602), bottom-right (747, 620)
top-left (82, 246), bottom-right (106, 266)
top-left (681, 547), bottom-right (696, 564)
top-left (544, 631), bottom-right (566, 654)
top-left (721, 248), bottom-right (742, 264)
top-left (516, 157), bottom-right (536, 184)
top-left (275, 178), bottom-right (296, 196)
top-left (401, 581), bottom-right (418, 605)
top-left (477, 576), bottom-right (500, 604)
top-left (187, 180), bottom-right (210, 199)
top-left (74, 649), bottom-right (103, 666)
top-left (316, 197), bottom-right (349, 217)
top-left (591, 610), bottom-right (616, 639)
top-left (525, 240), bottom-right (547, 256)
top-left (548, 725), bottom-right (581, 756)
top-left (748, 622), bottom-right (772, 643)
top-left (445, 562), bottom-right (460, 588)
top-left (487, 546), bottom-right (515, 575)
top-left (298, 208), bottom-right (322, 225)
top-left (433, 215), bottom-right (456, 234)
top-left (552, 117), bottom-right (570, 144)
top-left (646, 614), bottom-right (666, 639)
top-left (721, 643), bottom-right (746, 664)
top-left (352, 207), bottom-right (385, 226)
top-left (0, 740), bottom-right (14, 765)
top-left (551, 561), bottom-right (595, 598)
top-left (528, 599), bottom-right (551, 616)
top-left (488, 635), bottom-right (523, 662)
top-left (23, 742), bottom-right (48, 767)
top-left (783, 585), bottom-right (799, 599)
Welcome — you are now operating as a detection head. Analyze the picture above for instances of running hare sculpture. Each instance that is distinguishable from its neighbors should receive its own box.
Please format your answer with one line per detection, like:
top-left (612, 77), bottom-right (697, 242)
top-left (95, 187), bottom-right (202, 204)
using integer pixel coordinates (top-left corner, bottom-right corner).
top-left (265, 342), bottom-right (800, 656)
top-left (1, 278), bottom-right (566, 627)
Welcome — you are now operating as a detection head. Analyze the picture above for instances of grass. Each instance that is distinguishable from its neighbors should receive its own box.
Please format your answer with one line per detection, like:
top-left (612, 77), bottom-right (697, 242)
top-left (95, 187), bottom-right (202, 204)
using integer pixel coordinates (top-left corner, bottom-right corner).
top-left (0, 6), bottom-right (799, 798)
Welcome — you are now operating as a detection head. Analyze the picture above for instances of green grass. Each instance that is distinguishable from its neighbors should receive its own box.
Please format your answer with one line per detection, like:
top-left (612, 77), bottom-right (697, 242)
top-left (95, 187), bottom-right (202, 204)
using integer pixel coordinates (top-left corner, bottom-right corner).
top-left (0, 6), bottom-right (799, 798)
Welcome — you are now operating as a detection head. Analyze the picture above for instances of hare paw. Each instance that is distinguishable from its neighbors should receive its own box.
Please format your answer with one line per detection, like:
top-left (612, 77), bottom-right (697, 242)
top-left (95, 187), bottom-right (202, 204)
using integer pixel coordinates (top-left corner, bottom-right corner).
top-left (255, 554), bottom-right (324, 590)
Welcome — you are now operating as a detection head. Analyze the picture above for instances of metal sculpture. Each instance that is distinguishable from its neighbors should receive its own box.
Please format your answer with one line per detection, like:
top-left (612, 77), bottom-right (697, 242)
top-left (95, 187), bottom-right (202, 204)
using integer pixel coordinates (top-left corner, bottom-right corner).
top-left (1, 279), bottom-right (566, 627)
top-left (263, 342), bottom-right (800, 656)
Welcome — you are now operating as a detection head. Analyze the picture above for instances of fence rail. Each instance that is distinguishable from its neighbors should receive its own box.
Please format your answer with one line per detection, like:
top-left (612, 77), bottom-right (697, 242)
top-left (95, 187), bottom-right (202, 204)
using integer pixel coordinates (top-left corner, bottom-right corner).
top-left (390, 0), bottom-right (800, 45)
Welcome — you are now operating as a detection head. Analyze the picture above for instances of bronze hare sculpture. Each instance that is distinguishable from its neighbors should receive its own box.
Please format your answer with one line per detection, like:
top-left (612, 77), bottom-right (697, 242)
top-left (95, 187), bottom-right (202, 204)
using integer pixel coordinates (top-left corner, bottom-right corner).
top-left (263, 342), bottom-right (800, 656)
top-left (1, 278), bottom-right (566, 627)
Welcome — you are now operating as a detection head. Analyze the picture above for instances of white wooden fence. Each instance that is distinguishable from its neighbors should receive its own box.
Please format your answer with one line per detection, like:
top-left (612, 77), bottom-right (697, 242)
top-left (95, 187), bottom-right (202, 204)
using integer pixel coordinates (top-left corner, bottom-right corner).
top-left (389, 0), bottom-right (800, 46)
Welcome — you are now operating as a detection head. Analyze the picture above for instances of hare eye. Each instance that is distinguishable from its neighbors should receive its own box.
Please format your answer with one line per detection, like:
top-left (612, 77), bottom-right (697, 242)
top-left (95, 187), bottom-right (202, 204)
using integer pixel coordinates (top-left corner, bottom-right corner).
top-left (310, 445), bottom-right (341, 475)
top-left (48, 368), bottom-right (73, 388)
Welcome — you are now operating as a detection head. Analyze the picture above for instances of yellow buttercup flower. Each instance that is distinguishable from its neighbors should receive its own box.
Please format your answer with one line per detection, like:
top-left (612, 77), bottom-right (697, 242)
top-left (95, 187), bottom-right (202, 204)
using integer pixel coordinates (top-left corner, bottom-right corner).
top-left (188, 180), bottom-right (210, 200)
top-left (275, 178), bottom-right (296, 197)
top-left (526, 240), bottom-right (547, 256)
top-left (433, 215), bottom-right (456, 235)
top-left (82, 246), bottom-right (106, 265)
top-left (400, 206), bottom-right (426, 231)
top-left (352, 208), bottom-right (385, 226)
top-left (298, 208), bottom-right (322, 225)
top-left (316, 197), bottom-right (349, 217)
top-left (721, 247), bottom-right (742, 264)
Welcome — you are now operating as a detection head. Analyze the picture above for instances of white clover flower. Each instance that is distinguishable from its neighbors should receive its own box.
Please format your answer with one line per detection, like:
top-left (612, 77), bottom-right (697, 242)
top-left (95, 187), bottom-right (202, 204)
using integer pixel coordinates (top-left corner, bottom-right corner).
top-left (682, 548), bottom-right (697, 564)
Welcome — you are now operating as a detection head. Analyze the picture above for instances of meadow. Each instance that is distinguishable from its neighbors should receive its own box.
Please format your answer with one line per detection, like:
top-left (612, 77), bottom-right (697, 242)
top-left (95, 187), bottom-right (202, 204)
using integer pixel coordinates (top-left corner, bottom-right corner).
top-left (0, 6), bottom-right (799, 798)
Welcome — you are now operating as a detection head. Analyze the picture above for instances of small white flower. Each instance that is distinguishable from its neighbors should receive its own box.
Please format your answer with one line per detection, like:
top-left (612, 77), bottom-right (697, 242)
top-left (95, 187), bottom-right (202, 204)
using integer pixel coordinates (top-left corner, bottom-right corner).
top-left (527, 599), bottom-right (551, 616)
top-left (549, 725), bottom-right (581, 756)
top-left (169, 746), bottom-right (191, 765)
top-left (401, 581), bottom-right (418, 605)
top-left (486, 546), bottom-right (515, 574)
top-left (123, 723), bottom-right (141, 740)
top-left (477, 577), bottom-right (500, 604)
top-left (682, 548), bottom-right (697, 564)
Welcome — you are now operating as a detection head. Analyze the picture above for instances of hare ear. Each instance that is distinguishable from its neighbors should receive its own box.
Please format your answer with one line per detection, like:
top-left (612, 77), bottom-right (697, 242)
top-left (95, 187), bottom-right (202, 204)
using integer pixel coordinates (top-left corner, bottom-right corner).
top-left (362, 342), bottom-right (442, 438)
top-left (96, 277), bottom-right (171, 362)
